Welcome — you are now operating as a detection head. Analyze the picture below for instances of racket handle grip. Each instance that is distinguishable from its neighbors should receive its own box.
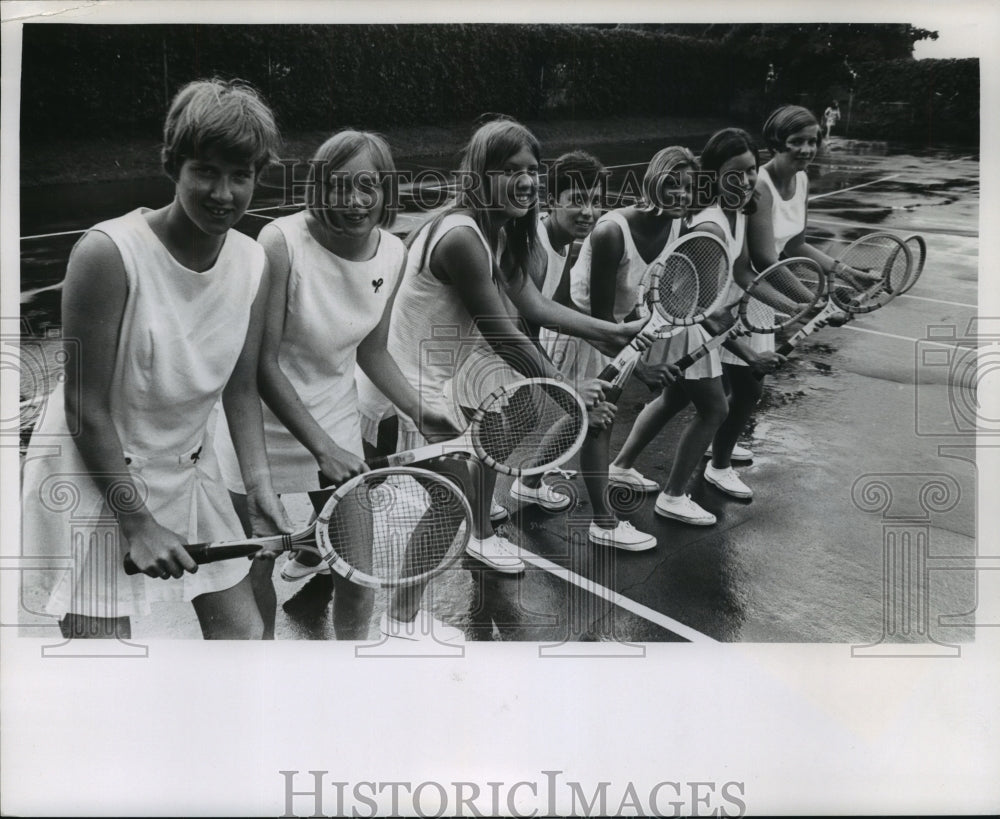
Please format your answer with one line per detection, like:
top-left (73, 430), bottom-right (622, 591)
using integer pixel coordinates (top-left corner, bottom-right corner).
top-left (673, 352), bottom-right (696, 372)
top-left (596, 362), bottom-right (620, 382)
top-left (122, 542), bottom-right (257, 575)
top-left (776, 341), bottom-right (794, 357)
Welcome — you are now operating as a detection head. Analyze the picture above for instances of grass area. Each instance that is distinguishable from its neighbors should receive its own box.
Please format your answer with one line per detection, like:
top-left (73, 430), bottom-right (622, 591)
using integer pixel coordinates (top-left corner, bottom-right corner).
top-left (20, 114), bottom-right (732, 187)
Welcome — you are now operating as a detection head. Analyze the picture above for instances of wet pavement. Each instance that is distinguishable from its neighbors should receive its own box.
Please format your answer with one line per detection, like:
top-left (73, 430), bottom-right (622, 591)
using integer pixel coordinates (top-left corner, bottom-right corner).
top-left (16, 138), bottom-right (980, 646)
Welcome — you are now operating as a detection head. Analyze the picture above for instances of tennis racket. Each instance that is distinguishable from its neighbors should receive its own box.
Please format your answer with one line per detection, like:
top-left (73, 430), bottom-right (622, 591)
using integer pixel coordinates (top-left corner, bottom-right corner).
top-left (834, 231), bottom-right (912, 309)
top-left (123, 467), bottom-right (473, 589)
top-left (594, 232), bottom-right (731, 405)
top-left (670, 257), bottom-right (824, 372)
top-left (898, 234), bottom-right (927, 295)
top-left (370, 377), bottom-right (588, 477)
top-left (777, 235), bottom-right (912, 355)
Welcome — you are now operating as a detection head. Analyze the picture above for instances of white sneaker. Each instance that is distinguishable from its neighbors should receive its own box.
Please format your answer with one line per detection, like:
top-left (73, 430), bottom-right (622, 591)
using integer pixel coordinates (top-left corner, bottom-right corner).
top-left (588, 520), bottom-right (656, 551)
top-left (510, 478), bottom-right (572, 512)
top-left (379, 610), bottom-right (464, 643)
top-left (705, 443), bottom-right (754, 463)
top-left (608, 464), bottom-right (660, 492)
top-left (490, 501), bottom-right (510, 524)
top-left (280, 553), bottom-right (330, 581)
top-left (704, 464), bottom-right (753, 499)
top-left (466, 534), bottom-right (525, 574)
top-left (654, 493), bottom-right (717, 526)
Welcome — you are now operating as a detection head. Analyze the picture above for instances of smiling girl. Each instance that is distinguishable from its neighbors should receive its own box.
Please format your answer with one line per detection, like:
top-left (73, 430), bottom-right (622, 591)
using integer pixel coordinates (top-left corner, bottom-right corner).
top-left (385, 117), bottom-right (618, 576)
top-left (214, 129), bottom-right (459, 640)
top-left (21, 79), bottom-right (290, 639)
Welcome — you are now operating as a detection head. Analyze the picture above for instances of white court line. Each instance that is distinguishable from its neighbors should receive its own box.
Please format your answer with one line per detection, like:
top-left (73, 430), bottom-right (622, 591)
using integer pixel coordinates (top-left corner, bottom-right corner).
top-left (843, 324), bottom-right (988, 350)
top-left (517, 547), bottom-right (717, 644)
top-left (896, 293), bottom-right (977, 309)
top-left (20, 228), bottom-right (85, 240)
top-left (809, 173), bottom-right (900, 202)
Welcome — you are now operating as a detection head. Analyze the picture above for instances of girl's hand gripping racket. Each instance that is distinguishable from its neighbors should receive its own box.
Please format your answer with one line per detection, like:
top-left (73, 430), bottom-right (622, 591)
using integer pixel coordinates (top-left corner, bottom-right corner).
top-left (123, 467), bottom-right (473, 589)
top-left (777, 234), bottom-right (912, 355)
top-left (371, 377), bottom-right (589, 477)
top-left (591, 232), bottom-right (731, 414)
top-left (670, 257), bottom-right (824, 372)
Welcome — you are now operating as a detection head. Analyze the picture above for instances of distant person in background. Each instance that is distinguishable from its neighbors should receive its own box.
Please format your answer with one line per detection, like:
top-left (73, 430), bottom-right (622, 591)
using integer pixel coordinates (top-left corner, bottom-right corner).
top-left (764, 63), bottom-right (778, 96)
top-left (823, 101), bottom-right (841, 137)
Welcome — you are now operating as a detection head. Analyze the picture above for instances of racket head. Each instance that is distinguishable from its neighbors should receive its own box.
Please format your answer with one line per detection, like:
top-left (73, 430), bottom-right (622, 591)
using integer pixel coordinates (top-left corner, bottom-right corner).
top-left (467, 377), bottom-right (588, 477)
top-left (832, 232), bottom-right (911, 313)
top-left (650, 232), bottom-right (731, 326)
top-left (740, 257), bottom-right (825, 334)
top-left (899, 234), bottom-right (927, 295)
top-left (313, 467), bottom-right (473, 589)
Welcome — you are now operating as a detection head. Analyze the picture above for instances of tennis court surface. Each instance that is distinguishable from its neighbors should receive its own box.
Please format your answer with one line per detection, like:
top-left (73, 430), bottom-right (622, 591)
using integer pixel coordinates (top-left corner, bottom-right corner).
top-left (16, 139), bottom-right (981, 649)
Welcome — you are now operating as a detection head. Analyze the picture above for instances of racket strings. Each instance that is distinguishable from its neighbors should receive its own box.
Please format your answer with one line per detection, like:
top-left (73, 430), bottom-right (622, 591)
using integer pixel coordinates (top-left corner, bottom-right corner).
top-left (321, 472), bottom-right (468, 584)
top-left (655, 256), bottom-right (700, 318)
top-left (745, 260), bottom-right (824, 331)
top-left (475, 381), bottom-right (586, 472)
top-left (837, 235), bottom-right (907, 308)
top-left (680, 238), bottom-right (730, 311)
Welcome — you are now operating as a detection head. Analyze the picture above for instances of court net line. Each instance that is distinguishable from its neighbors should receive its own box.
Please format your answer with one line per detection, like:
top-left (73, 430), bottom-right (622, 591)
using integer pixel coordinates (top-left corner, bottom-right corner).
top-left (842, 324), bottom-right (988, 350)
top-left (808, 173), bottom-right (901, 202)
top-left (516, 546), bottom-right (717, 644)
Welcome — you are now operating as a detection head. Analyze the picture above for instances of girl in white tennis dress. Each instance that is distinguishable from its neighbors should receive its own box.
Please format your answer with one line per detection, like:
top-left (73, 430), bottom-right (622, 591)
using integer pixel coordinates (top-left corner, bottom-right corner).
top-left (683, 129), bottom-right (785, 500)
top-left (215, 130), bottom-right (458, 641)
top-left (386, 118), bottom-right (615, 575)
top-left (748, 105), bottom-right (849, 299)
top-left (588, 147), bottom-right (725, 531)
top-left (20, 79), bottom-right (289, 639)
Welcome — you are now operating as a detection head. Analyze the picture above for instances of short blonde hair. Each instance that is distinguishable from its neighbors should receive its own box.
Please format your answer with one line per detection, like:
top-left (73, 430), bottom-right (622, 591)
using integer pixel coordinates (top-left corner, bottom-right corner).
top-left (161, 78), bottom-right (280, 180)
top-left (307, 130), bottom-right (397, 230)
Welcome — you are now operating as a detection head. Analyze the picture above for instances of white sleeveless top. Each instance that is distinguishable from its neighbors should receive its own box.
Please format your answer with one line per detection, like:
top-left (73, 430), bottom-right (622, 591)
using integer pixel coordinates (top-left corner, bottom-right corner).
top-left (535, 217), bottom-right (568, 299)
top-left (758, 166), bottom-right (808, 256)
top-left (387, 213), bottom-right (516, 442)
top-left (217, 211), bottom-right (405, 493)
top-left (21, 208), bottom-right (265, 617)
top-left (689, 204), bottom-right (774, 365)
top-left (570, 210), bottom-right (680, 323)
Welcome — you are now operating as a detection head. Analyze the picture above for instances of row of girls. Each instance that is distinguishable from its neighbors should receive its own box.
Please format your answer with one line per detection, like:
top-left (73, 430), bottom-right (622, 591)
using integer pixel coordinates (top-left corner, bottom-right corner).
top-left (21, 76), bottom-right (835, 640)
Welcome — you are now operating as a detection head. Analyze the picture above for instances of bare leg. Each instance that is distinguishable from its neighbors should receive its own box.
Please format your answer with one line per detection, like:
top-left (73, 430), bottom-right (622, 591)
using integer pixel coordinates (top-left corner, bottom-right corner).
top-left (663, 378), bottom-right (729, 497)
top-left (712, 365), bottom-right (763, 470)
top-left (230, 489), bottom-right (277, 638)
top-left (192, 575), bottom-right (265, 639)
top-left (612, 387), bottom-right (691, 471)
top-left (580, 425), bottom-right (615, 526)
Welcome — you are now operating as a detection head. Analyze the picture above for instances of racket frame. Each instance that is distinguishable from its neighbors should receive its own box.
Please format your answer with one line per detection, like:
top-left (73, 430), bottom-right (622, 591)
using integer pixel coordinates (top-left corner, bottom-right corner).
top-left (371, 377), bottom-right (589, 477)
top-left (899, 234), bottom-right (927, 296)
top-left (595, 232), bottom-right (732, 390)
top-left (123, 467), bottom-right (474, 588)
top-left (671, 256), bottom-right (823, 372)
top-left (833, 231), bottom-right (912, 311)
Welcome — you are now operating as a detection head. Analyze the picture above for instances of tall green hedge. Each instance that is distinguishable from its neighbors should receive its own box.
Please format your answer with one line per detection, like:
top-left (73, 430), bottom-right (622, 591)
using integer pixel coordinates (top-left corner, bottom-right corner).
top-left (20, 24), bottom-right (977, 146)
top-left (20, 24), bottom-right (733, 140)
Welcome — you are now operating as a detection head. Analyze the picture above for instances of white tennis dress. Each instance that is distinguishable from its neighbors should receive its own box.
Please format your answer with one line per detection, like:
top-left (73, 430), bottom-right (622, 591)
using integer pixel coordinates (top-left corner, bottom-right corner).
top-left (216, 211), bottom-right (405, 493)
top-left (21, 208), bottom-right (264, 618)
top-left (387, 213), bottom-right (517, 448)
top-left (689, 204), bottom-right (776, 367)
